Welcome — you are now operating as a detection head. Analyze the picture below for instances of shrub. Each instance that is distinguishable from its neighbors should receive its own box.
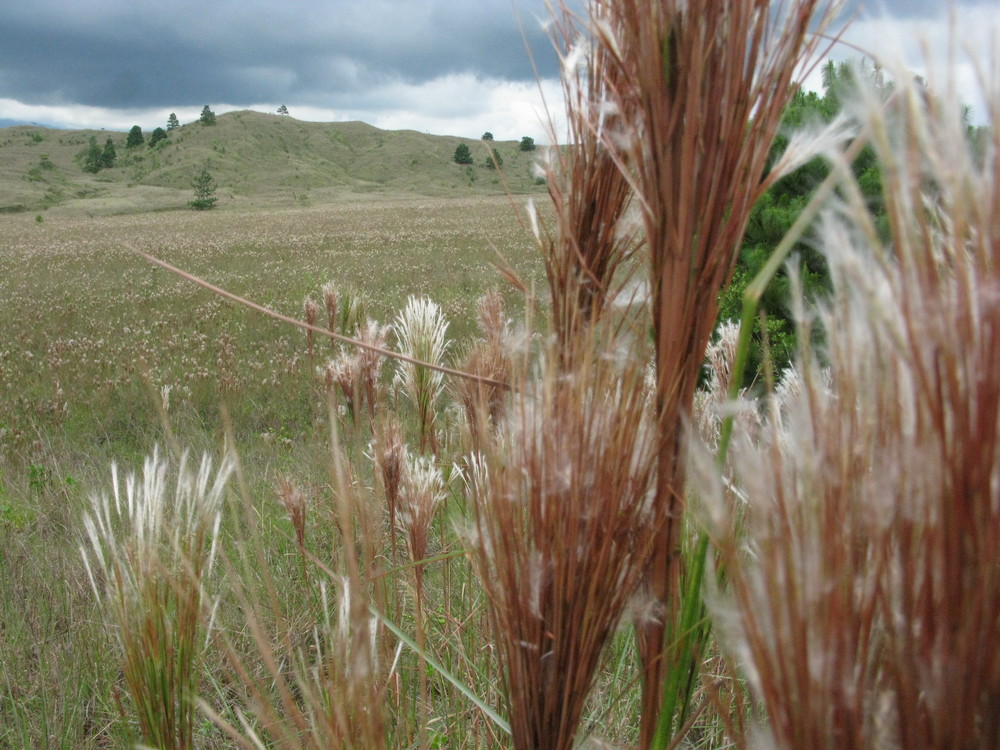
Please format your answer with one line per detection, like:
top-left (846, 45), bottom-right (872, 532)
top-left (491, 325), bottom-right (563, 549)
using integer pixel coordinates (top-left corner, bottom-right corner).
top-left (453, 143), bottom-right (473, 165)
top-left (485, 148), bottom-right (503, 170)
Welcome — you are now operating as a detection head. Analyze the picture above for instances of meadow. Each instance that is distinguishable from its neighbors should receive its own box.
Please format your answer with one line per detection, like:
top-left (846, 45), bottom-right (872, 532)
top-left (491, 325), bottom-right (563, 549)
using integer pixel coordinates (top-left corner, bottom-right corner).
top-left (0, 196), bottom-right (554, 748)
top-left (3, 2), bottom-right (999, 749)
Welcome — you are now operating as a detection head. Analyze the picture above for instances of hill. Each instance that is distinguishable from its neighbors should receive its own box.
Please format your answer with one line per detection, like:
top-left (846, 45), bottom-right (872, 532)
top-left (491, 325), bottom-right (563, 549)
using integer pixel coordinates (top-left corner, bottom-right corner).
top-left (0, 111), bottom-right (545, 215)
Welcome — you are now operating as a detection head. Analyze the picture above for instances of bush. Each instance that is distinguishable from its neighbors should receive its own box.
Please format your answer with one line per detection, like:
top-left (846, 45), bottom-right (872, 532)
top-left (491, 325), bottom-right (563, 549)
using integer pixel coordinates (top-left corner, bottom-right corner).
top-left (485, 148), bottom-right (503, 170)
top-left (453, 143), bottom-right (473, 165)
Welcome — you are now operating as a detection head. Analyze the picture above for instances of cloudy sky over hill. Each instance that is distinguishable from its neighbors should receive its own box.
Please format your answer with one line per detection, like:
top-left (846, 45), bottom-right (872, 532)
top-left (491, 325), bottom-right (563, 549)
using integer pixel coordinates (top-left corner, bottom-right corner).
top-left (0, 1), bottom-right (997, 138)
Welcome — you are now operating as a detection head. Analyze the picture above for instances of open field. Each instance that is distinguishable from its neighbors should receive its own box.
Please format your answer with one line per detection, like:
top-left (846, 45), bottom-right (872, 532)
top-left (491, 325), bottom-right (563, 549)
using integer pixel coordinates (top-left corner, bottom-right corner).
top-left (0, 196), bottom-right (568, 749)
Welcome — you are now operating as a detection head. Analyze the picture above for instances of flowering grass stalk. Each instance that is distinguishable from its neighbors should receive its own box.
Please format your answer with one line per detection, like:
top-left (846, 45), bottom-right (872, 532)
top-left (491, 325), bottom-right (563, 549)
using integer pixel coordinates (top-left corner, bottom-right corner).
top-left (698, 50), bottom-right (1000, 749)
top-left (586, 2), bottom-right (839, 742)
top-left (394, 295), bottom-right (450, 453)
top-left (80, 448), bottom-right (233, 750)
top-left (468, 333), bottom-right (660, 750)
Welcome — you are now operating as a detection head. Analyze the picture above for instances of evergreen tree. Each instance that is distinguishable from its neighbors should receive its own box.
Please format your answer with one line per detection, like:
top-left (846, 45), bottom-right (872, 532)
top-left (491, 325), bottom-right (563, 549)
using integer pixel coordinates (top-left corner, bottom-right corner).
top-left (100, 137), bottom-right (117, 168)
top-left (148, 127), bottom-right (168, 148)
top-left (189, 167), bottom-right (218, 210)
top-left (519, 136), bottom-right (536, 151)
top-left (126, 125), bottom-right (144, 148)
top-left (277, 104), bottom-right (289, 115)
top-left (485, 148), bottom-right (503, 169)
top-left (82, 136), bottom-right (102, 173)
top-left (481, 131), bottom-right (494, 141)
top-left (199, 106), bottom-right (217, 125)
top-left (166, 112), bottom-right (180, 130)
top-left (453, 143), bottom-right (473, 165)
top-left (721, 58), bottom-right (892, 380)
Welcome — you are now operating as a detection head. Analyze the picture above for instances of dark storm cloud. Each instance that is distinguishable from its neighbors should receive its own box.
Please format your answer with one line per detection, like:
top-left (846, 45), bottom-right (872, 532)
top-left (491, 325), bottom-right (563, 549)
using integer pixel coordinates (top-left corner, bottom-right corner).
top-left (0, 0), bottom-right (561, 109)
top-left (0, 0), bottom-right (993, 128)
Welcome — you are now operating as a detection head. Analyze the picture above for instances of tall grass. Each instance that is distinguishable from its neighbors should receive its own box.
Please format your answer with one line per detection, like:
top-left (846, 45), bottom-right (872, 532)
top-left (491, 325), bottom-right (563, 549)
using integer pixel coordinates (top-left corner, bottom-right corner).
top-left (533, 1), bottom-right (840, 743)
top-left (468, 332), bottom-right (659, 750)
top-left (6, 3), bottom-right (999, 749)
top-left (697, 50), bottom-right (1000, 750)
top-left (80, 449), bottom-right (233, 749)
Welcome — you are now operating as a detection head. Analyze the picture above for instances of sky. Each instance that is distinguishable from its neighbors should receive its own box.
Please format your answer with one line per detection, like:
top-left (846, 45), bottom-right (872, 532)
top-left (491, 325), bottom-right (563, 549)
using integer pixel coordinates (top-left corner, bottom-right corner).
top-left (0, 1), bottom-right (997, 140)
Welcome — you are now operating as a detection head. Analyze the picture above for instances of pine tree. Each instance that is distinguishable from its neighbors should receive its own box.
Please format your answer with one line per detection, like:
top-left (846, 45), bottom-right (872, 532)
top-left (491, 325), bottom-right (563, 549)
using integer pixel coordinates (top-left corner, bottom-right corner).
top-left (100, 137), bottom-right (117, 168)
top-left (199, 106), bottom-right (216, 125)
top-left (453, 144), bottom-right (473, 165)
top-left (485, 148), bottom-right (503, 169)
top-left (148, 127), bottom-right (168, 148)
top-left (166, 113), bottom-right (180, 130)
top-left (82, 136), bottom-right (102, 173)
top-left (126, 125), bottom-right (144, 148)
top-left (189, 167), bottom-right (218, 210)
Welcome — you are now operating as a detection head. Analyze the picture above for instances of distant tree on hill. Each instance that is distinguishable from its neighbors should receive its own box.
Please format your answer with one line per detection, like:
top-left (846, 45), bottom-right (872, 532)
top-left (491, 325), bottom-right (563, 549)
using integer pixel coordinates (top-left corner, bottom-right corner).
top-left (82, 136), bottom-right (103, 173)
top-left (166, 112), bottom-right (180, 130)
top-left (199, 106), bottom-right (217, 126)
top-left (277, 104), bottom-right (289, 116)
top-left (189, 167), bottom-right (218, 210)
top-left (481, 131), bottom-right (494, 141)
top-left (485, 148), bottom-right (503, 169)
top-left (126, 125), bottom-right (144, 148)
top-left (519, 136), bottom-right (536, 151)
top-left (453, 143), bottom-right (473, 165)
top-left (100, 137), bottom-right (117, 168)
top-left (148, 127), bottom-right (168, 148)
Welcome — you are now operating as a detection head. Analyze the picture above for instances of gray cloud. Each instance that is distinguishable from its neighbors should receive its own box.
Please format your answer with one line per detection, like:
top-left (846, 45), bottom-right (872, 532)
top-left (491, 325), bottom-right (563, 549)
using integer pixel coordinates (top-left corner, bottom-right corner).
top-left (0, 0), bottom-right (560, 109)
top-left (0, 0), bottom-right (995, 134)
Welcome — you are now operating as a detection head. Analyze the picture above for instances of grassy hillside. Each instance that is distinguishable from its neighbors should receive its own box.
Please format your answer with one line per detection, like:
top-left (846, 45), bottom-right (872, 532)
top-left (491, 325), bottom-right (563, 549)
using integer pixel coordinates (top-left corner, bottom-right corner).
top-left (0, 111), bottom-right (546, 214)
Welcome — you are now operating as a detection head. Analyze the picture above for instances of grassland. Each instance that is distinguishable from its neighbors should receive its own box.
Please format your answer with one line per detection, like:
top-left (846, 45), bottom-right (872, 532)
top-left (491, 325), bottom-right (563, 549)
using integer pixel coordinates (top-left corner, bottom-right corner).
top-left (0, 112), bottom-right (546, 216)
top-left (0, 195), bottom-right (561, 749)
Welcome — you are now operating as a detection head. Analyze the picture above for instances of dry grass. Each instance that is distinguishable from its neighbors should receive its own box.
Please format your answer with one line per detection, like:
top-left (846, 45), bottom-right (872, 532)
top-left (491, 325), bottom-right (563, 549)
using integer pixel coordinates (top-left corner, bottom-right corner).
top-left (468, 331), bottom-right (660, 750)
top-left (698, 50), bottom-right (1000, 750)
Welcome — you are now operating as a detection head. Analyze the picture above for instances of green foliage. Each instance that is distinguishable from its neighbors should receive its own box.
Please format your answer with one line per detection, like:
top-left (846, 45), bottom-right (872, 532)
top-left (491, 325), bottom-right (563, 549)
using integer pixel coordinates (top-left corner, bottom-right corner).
top-left (724, 59), bottom-right (891, 382)
top-left (199, 106), bottom-right (217, 126)
top-left (481, 131), bottom-right (494, 141)
top-left (167, 112), bottom-right (180, 130)
top-left (82, 136), bottom-right (103, 173)
top-left (453, 143), bottom-right (473, 165)
top-left (148, 127), bottom-right (168, 148)
top-left (485, 148), bottom-right (503, 170)
top-left (126, 125), bottom-right (144, 149)
top-left (519, 136), bottom-right (535, 152)
top-left (100, 137), bottom-right (117, 168)
top-left (189, 167), bottom-right (218, 210)
top-left (277, 104), bottom-right (289, 116)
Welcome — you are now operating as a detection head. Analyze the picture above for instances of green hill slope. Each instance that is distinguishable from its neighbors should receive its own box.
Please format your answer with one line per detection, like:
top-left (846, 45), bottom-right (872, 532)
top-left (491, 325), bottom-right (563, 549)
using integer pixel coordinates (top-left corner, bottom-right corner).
top-left (0, 111), bottom-right (545, 214)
